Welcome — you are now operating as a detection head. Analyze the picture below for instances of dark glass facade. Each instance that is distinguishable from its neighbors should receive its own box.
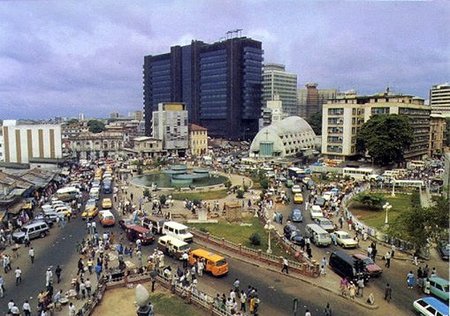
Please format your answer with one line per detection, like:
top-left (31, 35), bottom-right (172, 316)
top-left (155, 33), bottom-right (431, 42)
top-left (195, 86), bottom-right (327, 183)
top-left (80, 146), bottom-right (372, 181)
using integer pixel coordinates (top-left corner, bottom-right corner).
top-left (143, 37), bottom-right (263, 140)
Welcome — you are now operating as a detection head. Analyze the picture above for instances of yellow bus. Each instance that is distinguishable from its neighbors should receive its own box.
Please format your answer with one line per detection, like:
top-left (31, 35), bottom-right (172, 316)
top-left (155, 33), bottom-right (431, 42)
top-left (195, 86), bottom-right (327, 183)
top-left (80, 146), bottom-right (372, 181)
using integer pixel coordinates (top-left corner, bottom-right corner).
top-left (188, 249), bottom-right (228, 276)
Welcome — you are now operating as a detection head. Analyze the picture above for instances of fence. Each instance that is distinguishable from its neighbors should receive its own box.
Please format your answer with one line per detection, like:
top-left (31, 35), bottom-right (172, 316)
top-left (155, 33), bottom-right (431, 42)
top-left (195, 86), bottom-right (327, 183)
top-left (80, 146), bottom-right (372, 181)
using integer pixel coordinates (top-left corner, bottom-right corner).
top-left (191, 228), bottom-right (319, 278)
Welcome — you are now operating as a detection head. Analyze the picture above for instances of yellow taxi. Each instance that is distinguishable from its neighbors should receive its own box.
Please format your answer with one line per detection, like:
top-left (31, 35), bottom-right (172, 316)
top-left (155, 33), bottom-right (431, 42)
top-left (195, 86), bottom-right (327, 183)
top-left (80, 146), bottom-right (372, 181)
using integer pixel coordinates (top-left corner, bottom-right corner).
top-left (293, 193), bottom-right (304, 204)
top-left (101, 198), bottom-right (112, 209)
top-left (82, 199), bottom-right (98, 219)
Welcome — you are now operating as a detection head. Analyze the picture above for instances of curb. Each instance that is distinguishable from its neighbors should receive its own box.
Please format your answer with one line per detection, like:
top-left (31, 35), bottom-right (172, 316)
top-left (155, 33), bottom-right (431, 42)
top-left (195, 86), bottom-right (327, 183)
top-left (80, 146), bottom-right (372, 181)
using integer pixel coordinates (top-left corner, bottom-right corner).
top-left (194, 239), bottom-right (379, 311)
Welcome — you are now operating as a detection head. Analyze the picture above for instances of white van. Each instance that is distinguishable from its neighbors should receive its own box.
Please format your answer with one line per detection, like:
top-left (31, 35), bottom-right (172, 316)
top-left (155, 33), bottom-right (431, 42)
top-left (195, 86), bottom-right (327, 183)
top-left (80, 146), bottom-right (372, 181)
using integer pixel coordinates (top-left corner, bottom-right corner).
top-left (157, 235), bottom-right (190, 260)
top-left (162, 221), bottom-right (193, 243)
top-left (305, 224), bottom-right (331, 247)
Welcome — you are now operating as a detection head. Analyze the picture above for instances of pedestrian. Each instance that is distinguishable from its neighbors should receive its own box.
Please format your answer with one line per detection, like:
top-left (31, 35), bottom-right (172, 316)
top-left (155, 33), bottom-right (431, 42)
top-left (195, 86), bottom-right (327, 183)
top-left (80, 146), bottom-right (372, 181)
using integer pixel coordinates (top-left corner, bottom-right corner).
top-left (22, 300), bottom-right (31, 316)
top-left (182, 251), bottom-right (188, 268)
top-left (68, 302), bottom-right (76, 316)
top-left (417, 267), bottom-right (423, 288)
top-left (55, 265), bottom-right (62, 283)
top-left (29, 247), bottom-right (35, 264)
top-left (413, 250), bottom-right (419, 266)
top-left (385, 251), bottom-right (391, 268)
top-left (430, 267), bottom-right (437, 277)
top-left (406, 271), bottom-right (415, 289)
top-left (357, 278), bottom-right (365, 297)
top-left (281, 257), bottom-right (289, 274)
top-left (384, 283), bottom-right (392, 302)
top-left (423, 278), bottom-right (431, 294)
top-left (8, 299), bottom-right (15, 313)
top-left (240, 290), bottom-right (247, 312)
top-left (321, 257), bottom-right (327, 273)
top-left (46, 267), bottom-right (53, 286)
top-left (349, 282), bottom-right (356, 299)
top-left (15, 266), bottom-right (22, 285)
top-left (85, 278), bottom-right (92, 297)
top-left (305, 308), bottom-right (312, 316)
top-left (324, 302), bottom-right (332, 316)
top-left (77, 258), bottom-right (84, 275)
top-left (306, 245), bottom-right (312, 259)
top-left (10, 303), bottom-right (20, 315)
top-left (0, 274), bottom-right (4, 297)
top-left (79, 279), bottom-right (86, 299)
top-left (391, 244), bottom-right (396, 258)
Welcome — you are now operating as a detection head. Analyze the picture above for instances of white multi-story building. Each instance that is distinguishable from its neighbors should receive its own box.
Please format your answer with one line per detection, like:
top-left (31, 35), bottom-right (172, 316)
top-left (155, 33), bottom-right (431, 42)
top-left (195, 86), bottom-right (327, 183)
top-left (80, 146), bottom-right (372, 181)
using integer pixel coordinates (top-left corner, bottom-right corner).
top-left (259, 95), bottom-right (286, 129)
top-left (321, 92), bottom-right (431, 161)
top-left (152, 102), bottom-right (188, 153)
top-left (430, 83), bottom-right (450, 117)
top-left (1, 120), bottom-right (62, 163)
top-left (262, 63), bottom-right (298, 117)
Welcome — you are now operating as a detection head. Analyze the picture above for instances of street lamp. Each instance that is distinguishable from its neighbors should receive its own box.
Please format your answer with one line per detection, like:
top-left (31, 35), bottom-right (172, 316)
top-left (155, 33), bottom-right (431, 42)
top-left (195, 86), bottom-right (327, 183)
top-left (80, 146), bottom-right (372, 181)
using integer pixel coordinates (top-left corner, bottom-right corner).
top-left (391, 179), bottom-right (396, 197)
top-left (264, 220), bottom-right (275, 254)
top-left (383, 202), bottom-right (392, 226)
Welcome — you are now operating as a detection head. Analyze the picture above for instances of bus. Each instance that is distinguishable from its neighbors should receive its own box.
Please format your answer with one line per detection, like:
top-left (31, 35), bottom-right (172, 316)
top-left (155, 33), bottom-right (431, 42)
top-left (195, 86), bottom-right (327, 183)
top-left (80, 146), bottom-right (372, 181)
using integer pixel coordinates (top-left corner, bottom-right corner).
top-left (392, 180), bottom-right (424, 188)
top-left (288, 167), bottom-right (307, 180)
top-left (56, 187), bottom-right (80, 201)
top-left (407, 160), bottom-right (426, 169)
top-left (342, 167), bottom-right (374, 180)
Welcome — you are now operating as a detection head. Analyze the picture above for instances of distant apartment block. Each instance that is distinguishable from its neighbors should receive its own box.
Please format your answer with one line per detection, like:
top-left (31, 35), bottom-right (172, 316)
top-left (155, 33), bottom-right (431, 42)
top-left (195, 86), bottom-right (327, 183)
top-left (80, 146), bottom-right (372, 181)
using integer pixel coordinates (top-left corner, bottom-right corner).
top-left (143, 36), bottom-right (263, 140)
top-left (152, 102), bottom-right (188, 153)
top-left (429, 114), bottom-right (447, 156)
top-left (1, 120), bottom-right (62, 163)
top-left (298, 83), bottom-right (337, 119)
top-left (321, 93), bottom-right (431, 161)
top-left (430, 83), bottom-right (450, 117)
top-left (262, 63), bottom-right (298, 117)
top-left (189, 124), bottom-right (208, 156)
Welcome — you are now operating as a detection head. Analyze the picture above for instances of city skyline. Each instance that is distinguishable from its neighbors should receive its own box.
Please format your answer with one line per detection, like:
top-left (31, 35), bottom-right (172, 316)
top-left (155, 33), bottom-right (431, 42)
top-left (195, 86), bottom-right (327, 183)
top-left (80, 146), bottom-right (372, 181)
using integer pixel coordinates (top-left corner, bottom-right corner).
top-left (0, 0), bottom-right (448, 119)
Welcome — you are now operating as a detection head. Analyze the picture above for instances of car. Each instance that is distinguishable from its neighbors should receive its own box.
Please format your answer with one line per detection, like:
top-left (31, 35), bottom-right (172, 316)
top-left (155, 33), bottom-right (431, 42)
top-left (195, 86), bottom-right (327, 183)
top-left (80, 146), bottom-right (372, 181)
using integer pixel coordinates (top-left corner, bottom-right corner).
top-left (119, 218), bottom-right (134, 230)
top-left (54, 206), bottom-right (72, 218)
top-left (322, 192), bottom-right (332, 201)
top-left (102, 198), bottom-right (112, 209)
top-left (352, 253), bottom-right (383, 277)
top-left (314, 217), bottom-right (335, 232)
top-left (33, 214), bottom-right (55, 228)
top-left (289, 230), bottom-right (304, 245)
top-left (99, 210), bottom-right (116, 227)
top-left (437, 242), bottom-right (450, 261)
top-left (314, 197), bottom-right (326, 207)
top-left (428, 276), bottom-right (449, 302)
top-left (291, 185), bottom-right (302, 194)
top-left (293, 193), bottom-right (304, 204)
top-left (413, 297), bottom-right (449, 316)
top-left (289, 208), bottom-right (303, 222)
top-left (283, 223), bottom-right (297, 239)
top-left (125, 225), bottom-right (155, 245)
top-left (309, 205), bottom-right (323, 220)
top-left (333, 230), bottom-right (359, 248)
top-left (82, 199), bottom-right (98, 219)
top-left (286, 180), bottom-right (294, 188)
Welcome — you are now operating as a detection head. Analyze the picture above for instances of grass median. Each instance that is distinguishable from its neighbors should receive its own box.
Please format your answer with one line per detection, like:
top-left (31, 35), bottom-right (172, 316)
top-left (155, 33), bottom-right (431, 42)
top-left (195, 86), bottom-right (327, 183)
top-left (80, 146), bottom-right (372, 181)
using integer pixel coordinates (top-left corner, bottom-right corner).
top-left (171, 189), bottom-right (228, 201)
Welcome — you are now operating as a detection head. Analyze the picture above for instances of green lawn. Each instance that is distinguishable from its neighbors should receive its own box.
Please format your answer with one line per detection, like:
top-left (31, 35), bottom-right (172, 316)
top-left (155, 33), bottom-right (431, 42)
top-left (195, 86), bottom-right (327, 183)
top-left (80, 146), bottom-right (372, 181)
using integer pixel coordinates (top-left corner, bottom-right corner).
top-left (150, 292), bottom-right (205, 316)
top-left (189, 217), bottom-right (292, 258)
top-left (171, 189), bottom-right (228, 201)
top-left (349, 193), bottom-right (411, 230)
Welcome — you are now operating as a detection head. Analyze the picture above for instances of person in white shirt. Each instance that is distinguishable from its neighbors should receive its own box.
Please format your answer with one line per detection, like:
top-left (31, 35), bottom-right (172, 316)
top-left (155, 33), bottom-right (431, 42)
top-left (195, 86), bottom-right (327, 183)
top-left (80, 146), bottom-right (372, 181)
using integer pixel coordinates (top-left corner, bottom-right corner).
top-left (29, 247), bottom-right (35, 264)
top-left (46, 268), bottom-right (53, 286)
top-left (22, 300), bottom-right (32, 316)
top-left (15, 267), bottom-right (22, 285)
top-left (68, 302), bottom-right (76, 316)
top-left (10, 304), bottom-right (20, 315)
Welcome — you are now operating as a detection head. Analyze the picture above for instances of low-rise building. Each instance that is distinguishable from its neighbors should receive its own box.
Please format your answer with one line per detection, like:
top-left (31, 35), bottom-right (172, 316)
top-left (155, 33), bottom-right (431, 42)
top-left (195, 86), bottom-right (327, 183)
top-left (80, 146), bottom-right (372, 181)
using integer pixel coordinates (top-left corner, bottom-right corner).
top-left (125, 136), bottom-right (163, 158)
top-left (64, 131), bottom-right (123, 160)
top-left (429, 114), bottom-right (448, 156)
top-left (189, 124), bottom-right (208, 156)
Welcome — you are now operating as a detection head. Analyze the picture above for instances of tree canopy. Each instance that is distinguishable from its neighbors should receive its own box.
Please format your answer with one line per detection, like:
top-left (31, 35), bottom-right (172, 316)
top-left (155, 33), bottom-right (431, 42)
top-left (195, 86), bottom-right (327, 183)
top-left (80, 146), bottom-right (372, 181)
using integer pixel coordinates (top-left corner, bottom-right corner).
top-left (356, 114), bottom-right (413, 165)
top-left (306, 111), bottom-right (322, 135)
top-left (87, 119), bottom-right (106, 133)
top-left (353, 193), bottom-right (386, 209)
top-left (388, 195), bottom-right (449, 249)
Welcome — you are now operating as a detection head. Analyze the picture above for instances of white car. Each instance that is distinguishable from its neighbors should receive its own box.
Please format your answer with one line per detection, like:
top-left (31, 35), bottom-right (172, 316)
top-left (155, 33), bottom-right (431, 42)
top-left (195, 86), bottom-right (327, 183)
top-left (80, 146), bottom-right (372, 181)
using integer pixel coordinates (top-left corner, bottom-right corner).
top-left (309, 205), bottom-right (323, 219)
top-left (314, 217), bottom-right (335, 232)
top-left (413, 297), bottom-right (449, 316)
top-left (322, 192), bottom-right (332, 201)
top-left (291, 185), bottom-right (302, 194)
top-left (333, 230), bottom-right (358, 248)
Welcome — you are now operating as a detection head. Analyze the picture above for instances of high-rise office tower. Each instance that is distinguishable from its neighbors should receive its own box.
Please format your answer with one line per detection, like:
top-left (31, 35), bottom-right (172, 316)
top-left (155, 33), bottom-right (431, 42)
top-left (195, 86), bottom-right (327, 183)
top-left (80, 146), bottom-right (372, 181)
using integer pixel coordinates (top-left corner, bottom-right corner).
top-left (430, 83), bottom-right (450, 117)
top-left (143, 36), bottom-right (263, 140)
top-left (262, 63), bottom-right (298, 117)
top-left (297, 83), bottom-right (337, 119)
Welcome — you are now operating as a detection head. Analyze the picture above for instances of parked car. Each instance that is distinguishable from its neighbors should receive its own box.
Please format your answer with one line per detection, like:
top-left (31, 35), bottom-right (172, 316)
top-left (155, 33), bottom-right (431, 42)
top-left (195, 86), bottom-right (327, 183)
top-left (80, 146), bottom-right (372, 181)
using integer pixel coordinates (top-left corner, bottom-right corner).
top-left (333, 231), bottom-right (358, 248)
top-left (289, 208), bottom-right (303, 222)
top-left (12, 221), bottom-right (49, 243)
top-left (283, 223), bottom-right (297, 238)
top-left (125, 225), bottom-right (154, 245)
top-left (82, 199), bottom-right (98, 219)
top-left (437, 241), bottom-right (450, 261)
top-left (428, 276), bottom-right (449, 302)
top-left (119, 218), bottom-right (134, 230)
top-left (291, 185), bottom-right (302, 194)
top-left (286, 180), bottom-right (294, 188)
top-left (329, 250), bottom-right (369, 284)
top-left (310, 205), bottom-right (323, 220)
top-left (314, 217), bottom-right (335, 233)
top-left (413, 297), bottom-right (449, 316)
top-left (352, 253), bottom-right (383, 277)
top-left (289, 230), bottom-right (304, 245)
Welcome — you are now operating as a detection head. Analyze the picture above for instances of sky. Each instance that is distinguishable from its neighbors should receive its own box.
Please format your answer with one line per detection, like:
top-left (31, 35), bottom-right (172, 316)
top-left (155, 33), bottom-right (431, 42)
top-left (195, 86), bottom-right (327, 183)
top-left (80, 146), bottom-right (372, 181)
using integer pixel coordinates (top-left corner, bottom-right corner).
top-left (0, 0), bottom-right (449, 119)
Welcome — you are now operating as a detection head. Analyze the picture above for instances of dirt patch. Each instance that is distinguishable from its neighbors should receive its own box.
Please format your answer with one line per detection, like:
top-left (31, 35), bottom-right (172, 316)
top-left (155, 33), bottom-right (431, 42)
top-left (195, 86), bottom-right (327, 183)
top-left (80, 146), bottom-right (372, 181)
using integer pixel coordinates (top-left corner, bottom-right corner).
top-left (92, 283), bottom-right (208, 316)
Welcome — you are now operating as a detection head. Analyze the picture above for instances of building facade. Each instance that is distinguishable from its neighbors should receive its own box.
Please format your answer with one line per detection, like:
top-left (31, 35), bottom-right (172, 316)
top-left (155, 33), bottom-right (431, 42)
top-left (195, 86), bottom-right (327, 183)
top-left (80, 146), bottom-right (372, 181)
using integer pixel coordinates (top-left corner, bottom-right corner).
top-left (189, 124), bottom-right (208, 156)
top-left (1, 120), bottom-right (62, 163)
top-left (430, 83), bottom-right (450, 117)
top-left (321, 93), bottom-right (430, 161)
top-left (125, 136), bottom-right (163, 158)
top-left (143, 36), bottom-right (263, 140)
top-left (259, 96), bottom-right (285, 129)
top-left (297, 84), bottom-right (337, 119)
top-left (64, 131), bottom-right (124, 160)
top-left (429, 114), bottom-right (447, 156)
top-left (152, 102), bottom-right (188, 153)
top-left (262, 63), bottom-right (298, 117)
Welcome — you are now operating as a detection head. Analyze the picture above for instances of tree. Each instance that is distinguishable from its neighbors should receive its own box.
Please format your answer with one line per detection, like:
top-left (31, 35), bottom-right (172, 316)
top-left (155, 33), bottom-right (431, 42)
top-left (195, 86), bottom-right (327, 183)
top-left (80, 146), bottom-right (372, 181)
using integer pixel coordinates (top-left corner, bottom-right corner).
top-left (67, 118), bottom-right (79, 125)
top-left (353, 193), bottom-right (386, 209)
top-left (159, 194), bottom-right (167, 206)
top-left (236, 189), bottom-right (245, 199)
top-left (306, 111), bottom-right (322, 135)
top-left (356, 114), bottom-right (413, 165)
top-left (87, 119), bottom-right (106, 133)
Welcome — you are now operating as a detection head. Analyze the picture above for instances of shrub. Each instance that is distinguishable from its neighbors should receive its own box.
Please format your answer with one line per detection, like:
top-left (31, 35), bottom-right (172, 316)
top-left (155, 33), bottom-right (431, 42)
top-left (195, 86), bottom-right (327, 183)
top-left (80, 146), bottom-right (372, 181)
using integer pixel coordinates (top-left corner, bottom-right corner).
top-left (249, 233), bottom-right (261, 246)
top-left (259, 178), bottom-right (269, 190)
top-left (199, 227), bottom-right (209, 233)
top-left (225, 180), bottom-right (232, 189)
top-left (353, 193), bottom-right (386, 209)
top-left (159, 194), bottom-right (167, 205)
top-left (143, 188), bottom-right (150, 199)
top-left (243, 184), bottom-right (249, 192)
top-left (236, 189), bottom-right (245, 199)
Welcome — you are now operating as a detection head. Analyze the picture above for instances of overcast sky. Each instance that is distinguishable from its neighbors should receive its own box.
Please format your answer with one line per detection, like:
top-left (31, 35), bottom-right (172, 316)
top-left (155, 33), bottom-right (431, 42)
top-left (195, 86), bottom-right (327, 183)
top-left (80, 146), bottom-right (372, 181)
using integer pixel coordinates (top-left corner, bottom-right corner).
top-left (0, 0), bottom-right (449, 119)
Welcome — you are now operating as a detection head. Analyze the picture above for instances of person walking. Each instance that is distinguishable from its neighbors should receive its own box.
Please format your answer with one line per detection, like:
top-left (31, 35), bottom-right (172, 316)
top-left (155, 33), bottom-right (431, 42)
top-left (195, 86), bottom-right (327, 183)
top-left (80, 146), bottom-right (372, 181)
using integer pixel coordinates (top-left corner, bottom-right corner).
top-left (15, 266), bottom-right (22, 285)
top-left (406, 271), bottom-right (415, 289)
top-left (22, 300), bottom-right (31, 316)
top-left (0, 275), bottom-right (5, 298)
top-left (324, 302), bottom-right (332, 316)
top-left (28, 247), bottom-right (35, 264)
top-left (46, 267), bottom-right (53, 286)
top-left (385, 251), bottom-right (391, 268)
top-left (55, 265), bottom-right (62, 283)
top-left (85, 278), bottom-right (92, 297)
top-left (68, 302), bottom-right (76, 316)
top-left (357, 278), bottom-right (365, 297)
top-left (281, 257), bottom-right (289, 274)
top-left (384, 283), bottom-right (392, 302)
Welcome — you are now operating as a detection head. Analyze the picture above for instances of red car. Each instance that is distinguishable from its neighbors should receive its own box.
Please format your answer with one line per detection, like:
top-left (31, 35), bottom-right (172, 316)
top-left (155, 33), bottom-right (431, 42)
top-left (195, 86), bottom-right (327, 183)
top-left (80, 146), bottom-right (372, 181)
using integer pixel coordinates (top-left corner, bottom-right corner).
top-left (125, 225), bottom-right (155, 245)
top-left (353, 253), bottom-right (383, 277)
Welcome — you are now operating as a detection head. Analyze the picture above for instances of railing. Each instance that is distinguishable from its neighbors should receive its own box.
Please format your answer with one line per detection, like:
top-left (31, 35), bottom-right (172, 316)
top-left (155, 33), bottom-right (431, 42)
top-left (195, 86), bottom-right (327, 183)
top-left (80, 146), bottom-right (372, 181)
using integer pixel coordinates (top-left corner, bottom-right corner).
top-left (191, 228), bottom-right (320, 278)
